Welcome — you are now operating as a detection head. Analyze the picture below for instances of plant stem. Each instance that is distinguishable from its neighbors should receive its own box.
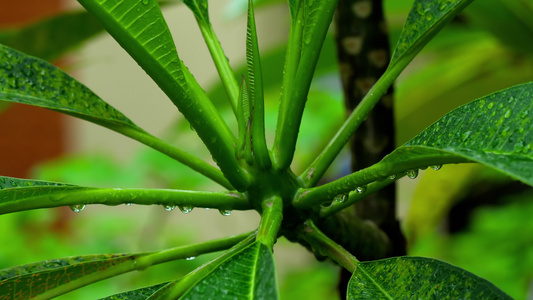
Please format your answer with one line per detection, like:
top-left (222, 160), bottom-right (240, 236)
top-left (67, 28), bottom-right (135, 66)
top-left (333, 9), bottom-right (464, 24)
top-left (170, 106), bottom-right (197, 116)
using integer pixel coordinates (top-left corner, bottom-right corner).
top-left (299, 67), bottom-right (398, 187)
top-left (273, 0), bottom-right (339, 170)
top-left (162, 232), bottom-right (257, 299)
top-left (198, 22), bottom-right (239, 115)
top-left (117, 126), bottom-right (233, 189)
top-left (33, 232), bottom-right (254, 300)
top-left (256, 196), bottom-right (283, 249)
top-left (0, 188), bottom-right (251, 215)
top-left (294, 151), bottom-right (468, 208)
top-left (319, 178), bottom-right (397, 218)
top-left (299, 219), bottom-right (358, 273)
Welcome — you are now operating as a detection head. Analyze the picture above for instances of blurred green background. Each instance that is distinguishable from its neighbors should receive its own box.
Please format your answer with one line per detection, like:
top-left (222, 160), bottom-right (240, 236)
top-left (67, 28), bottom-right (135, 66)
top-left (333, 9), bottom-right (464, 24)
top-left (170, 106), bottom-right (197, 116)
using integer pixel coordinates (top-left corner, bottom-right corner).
top-left (0, 0), bottom-right (532, 299)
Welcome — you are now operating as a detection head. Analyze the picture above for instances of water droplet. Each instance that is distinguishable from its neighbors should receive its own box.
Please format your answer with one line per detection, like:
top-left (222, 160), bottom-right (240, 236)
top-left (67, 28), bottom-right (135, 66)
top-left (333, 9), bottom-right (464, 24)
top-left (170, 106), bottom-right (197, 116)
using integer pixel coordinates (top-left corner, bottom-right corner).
top-left (179, 205), bottom-right (193, 214)
top-left (142, 0), bottom-right (149, 4)
top-left (520, 110), bottom-right (529, 119)
top-left (487, 102), bottom-right (494, 109)
top-left (189, 124), bottom-right (196, 132)
top-left (164, 205), bottom-right (176, 211)
top-left (125, 203), bottom-right (133, 206)
top-left (508, 96), bottom-right (515, 103)
top-left (514, 141), bottom-right (525, 153)
top-left (185, 256), bottom-right (196, 261)
top-left (333, 194), bottom-right (348, 203)
top-left (430, 165), bottom-right (442, 171)
top-left (504, 109), bottom-right (512, 118)
top-left (219, 209), bottom-right (232, 216)
top-left (389, 174), bottom-right (397, 180)
top-left (356, 185), bottom-right (367, 194)
top-left (407, 169), bottom-right (419, 179)
top-left (70, 204), bottom-right (85, 213)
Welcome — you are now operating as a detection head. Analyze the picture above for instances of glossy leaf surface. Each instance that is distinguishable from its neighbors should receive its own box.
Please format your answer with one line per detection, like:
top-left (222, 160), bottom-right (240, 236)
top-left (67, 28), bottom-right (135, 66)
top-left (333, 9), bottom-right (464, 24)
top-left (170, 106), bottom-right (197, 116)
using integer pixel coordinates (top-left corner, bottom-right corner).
top-left (181, 241), bottom-right (278, 299)
top-left (347, 257), bottom-right (511, 299)
top-left (0, 254), bottom-right (138, 300)
top-left (390, 0), bottom-right (474, 66)
top-left (386, 82), bottom-right (533, 186)
top-left (0, 44), bottom-right (143, 133)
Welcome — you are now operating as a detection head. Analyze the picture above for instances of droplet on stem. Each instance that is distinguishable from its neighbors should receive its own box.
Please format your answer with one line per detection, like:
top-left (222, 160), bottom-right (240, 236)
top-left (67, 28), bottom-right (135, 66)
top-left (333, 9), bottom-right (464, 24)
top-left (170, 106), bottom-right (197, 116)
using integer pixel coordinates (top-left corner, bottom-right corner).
top-left (179, 205), bottom-right (193, 214)
top-left (70, 204), bottom-right (86, 213)
top-left (407, 169), bottom-right (419, 179)
top-left (356, 185), bottom-right (367, 195)
top-left (164, 205), bottom-right (176, 211)
top-left (219, 209), bottom-right (232, 216)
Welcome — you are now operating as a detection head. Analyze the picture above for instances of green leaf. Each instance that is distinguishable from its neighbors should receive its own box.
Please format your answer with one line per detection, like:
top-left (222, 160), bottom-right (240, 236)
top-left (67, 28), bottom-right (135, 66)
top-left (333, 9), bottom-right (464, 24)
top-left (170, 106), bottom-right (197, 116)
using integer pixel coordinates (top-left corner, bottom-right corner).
top-left (78, 0), bottom-right (250, 191)
top-left (180, 242), bottom-right (278, 299)
top-left (0, 11), bottom-right (104, 62)
top-left (182, 0), bottom-right (209, 23)
top-left (347, 257), bottom-right (511, 299)
top-left (390, 0), bottom-right (474, 67)
top-left (389, 82), bottom-right (533, 186)
top-left (0, 44), bottom-right (143, 133)
top-left (0, 254), bottom-right (140, 300)
top-left (100, 282), bottom-right (171, 300)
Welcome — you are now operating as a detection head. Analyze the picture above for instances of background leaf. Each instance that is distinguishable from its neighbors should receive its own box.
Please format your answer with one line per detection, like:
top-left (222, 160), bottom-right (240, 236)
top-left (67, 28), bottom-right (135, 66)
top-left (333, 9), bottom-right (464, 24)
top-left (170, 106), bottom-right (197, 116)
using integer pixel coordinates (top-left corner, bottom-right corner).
top-left (347, 256), bottom-right (511, 299)
top-left (180, 241), bottom-right (278, 299)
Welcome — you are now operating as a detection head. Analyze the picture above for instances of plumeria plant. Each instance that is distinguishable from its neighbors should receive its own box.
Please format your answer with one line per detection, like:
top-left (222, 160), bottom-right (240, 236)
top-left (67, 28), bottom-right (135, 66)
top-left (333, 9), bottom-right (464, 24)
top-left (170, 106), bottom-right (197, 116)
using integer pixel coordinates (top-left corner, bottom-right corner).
top-left (0, 0), bottom-right (530, 298)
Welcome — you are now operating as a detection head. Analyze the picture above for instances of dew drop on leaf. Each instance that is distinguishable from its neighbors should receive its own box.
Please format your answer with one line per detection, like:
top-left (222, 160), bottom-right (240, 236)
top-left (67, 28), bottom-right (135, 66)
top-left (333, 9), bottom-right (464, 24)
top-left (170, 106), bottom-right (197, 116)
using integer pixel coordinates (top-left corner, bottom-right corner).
top-left (185, 256), bottom-right (196, 261)
top-left (520, 109), bottom-right (529, 119)
top-left (179, 205), bottom-right (193, 214)
top-left (504, 109), bottom-right (512, 118)
top-left (164, 205), bottom-right (176, 211)
top-left (407, 169), bottom-right (419, 179)
top-left (356, 185), bottom-right (367, 195)
top-left (333, 194), bottom-right (348, 203)
top-left (70, 204), bottom-right (85, 213)
top-left (430, 165), bottom-right (442, 171)
top-left (389, 174), bottom-right (397, 180)
top-left (142, 0), bottom-right (149, 4)
top-left (125, 203), bottom-right (133, 206)
top-left (219, 209), bottom-right (232, 216)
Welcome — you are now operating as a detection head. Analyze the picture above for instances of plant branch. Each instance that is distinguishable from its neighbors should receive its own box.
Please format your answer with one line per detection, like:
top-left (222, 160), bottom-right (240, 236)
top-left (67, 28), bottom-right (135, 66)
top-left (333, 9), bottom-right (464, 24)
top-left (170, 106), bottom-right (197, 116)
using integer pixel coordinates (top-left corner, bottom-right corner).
top-left (162, 232), bottom-right (257, 299)
top-left (298, 219), bottom-right (358, 273)
top-left (0, 188), bottom-right (251, 215)
top-left (256, 196), bottom-right (283, 249)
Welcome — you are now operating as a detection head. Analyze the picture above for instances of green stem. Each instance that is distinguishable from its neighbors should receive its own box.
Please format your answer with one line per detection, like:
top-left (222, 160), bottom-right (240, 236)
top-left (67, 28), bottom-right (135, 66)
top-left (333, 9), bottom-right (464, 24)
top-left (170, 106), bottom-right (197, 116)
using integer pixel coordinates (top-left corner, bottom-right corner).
top-left (299, 219), bottom-right (358, 273)
top-left (299, 66), bottom-right (399, 187)
top-left (257, 196), bottom-right (283, 249)
top-left (294, 151), bottom-right (469, 209)
top-left (198, 22), bottom-right (239, 115)
top-left (162, 232), bottom-right (257, 299)
top-left (33, 231), bottom-right (253, 300)
top-left (320, 177), bottom-right (397, 218)
top-left (0, 188), bottom-right (251, 215)
top-left (273, 0), bottom-right (338, 170)
top-left (117, 126), bottom-right (232, 189)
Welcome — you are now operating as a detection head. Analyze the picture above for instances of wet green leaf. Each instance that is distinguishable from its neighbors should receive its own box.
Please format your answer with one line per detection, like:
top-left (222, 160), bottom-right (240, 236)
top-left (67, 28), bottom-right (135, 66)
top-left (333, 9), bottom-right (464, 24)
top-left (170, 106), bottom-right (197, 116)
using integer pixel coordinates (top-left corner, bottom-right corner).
top-left (347, 257), bottom-right (511, 299)
top-left (181, 242), bottom-right (278, 299)
top-left (0, 254), bottom-right (139, 300)
top-left (0, 44), bottom-right (144, 133)
top-left (385, 82), bottom-right (533, 186)
top-left (183, 0), bottom-right (209, 23)
top-left (100, 282), bottom-right (171, 299)
top-left (391, 0), bottom-right (474, 67)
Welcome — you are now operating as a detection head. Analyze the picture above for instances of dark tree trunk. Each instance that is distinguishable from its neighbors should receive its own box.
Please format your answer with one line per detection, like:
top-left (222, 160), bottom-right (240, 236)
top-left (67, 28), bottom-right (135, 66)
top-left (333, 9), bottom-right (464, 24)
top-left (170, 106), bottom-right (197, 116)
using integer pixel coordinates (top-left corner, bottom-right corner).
top-left (334, 0), bottom-right (406, 296)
